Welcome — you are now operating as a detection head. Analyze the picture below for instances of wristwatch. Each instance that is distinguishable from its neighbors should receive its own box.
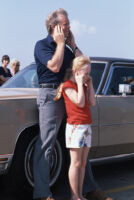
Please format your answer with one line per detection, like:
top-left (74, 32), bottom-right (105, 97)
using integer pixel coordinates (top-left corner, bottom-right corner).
top-left (73, 46), bottom-right (78, 53)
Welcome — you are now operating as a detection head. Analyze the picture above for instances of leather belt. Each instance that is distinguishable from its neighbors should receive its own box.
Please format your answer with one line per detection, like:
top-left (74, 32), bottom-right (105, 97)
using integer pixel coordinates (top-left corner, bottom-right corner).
top-left (39, 83), bottom-right (59, 89)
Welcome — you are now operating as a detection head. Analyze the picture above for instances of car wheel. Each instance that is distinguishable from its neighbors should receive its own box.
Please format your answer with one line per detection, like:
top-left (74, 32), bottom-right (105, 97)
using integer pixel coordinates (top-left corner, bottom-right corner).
top-left (24, 135), bottom-right (63, 187)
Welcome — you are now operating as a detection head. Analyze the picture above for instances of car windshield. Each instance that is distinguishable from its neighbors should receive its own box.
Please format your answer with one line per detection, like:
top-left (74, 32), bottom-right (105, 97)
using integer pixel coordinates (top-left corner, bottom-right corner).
top-left (1, 64), bottom-right (39, 88)
top-left (91, 62), bottom-right (105, 92)
top-left (1, 62), bottom-right (105, 91)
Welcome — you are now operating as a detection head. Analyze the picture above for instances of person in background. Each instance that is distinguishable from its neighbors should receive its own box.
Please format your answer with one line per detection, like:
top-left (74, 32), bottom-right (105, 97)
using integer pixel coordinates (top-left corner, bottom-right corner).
top-left (33, 8), bottom-right (113, 200)
top-left (0, 55), bottom-right (12, 86)
top-left (10, 58), bottom-right (20, 76)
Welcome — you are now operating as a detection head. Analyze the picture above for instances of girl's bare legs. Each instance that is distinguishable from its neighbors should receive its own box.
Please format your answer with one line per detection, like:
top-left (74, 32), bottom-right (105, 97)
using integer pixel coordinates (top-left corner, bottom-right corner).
top-left (69, 148), bottom-right (83, 200)
top-left (78, 147), bottom-right (90, 200)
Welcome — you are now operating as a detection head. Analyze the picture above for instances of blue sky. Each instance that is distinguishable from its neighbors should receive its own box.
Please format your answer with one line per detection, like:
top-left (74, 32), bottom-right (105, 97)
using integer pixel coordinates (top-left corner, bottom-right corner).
top-left (0, 0), bottom-right (134, 69)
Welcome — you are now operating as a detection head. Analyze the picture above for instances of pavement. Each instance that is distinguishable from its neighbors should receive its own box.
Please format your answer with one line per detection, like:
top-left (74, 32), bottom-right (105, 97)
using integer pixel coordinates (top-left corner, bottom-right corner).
top-left (1, 155), bottom-right (134, 200)
top-left (92, 155), bottom-right (134, 200)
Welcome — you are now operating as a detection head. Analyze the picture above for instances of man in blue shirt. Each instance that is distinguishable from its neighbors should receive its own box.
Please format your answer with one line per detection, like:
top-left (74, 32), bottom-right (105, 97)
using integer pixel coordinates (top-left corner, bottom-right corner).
top-left (33, 8), bottom-right (113, 200)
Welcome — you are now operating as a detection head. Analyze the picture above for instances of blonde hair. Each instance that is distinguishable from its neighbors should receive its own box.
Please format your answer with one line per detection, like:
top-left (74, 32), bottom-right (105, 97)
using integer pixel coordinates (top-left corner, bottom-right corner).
top-left (72, 56), bottom-right (90, 72)
top-left (10, 58), bottom-right (20, 66)
top-left (46, 8), bottom-right (68, 34)
top-left (54, 56), bottom-right (91, 101)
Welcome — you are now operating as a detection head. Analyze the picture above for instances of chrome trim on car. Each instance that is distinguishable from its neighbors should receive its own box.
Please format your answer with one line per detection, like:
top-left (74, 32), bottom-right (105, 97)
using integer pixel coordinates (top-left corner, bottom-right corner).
top-left (96, 62), bottom-right (109, 95)
top-left (0, 154), bottom-right (13, 173)
top-left (91, 61), bottom-right (108, 95)
top-left (0, 154), bottom-right (12, 160)
top-left (0, 96), bottom-right (37, 100)
top-left (0, 88), bottom-right (38, 100)
top-left (91, 61), bottom-right (108, 64)
top-left (91, 152), bottom-right (134, 164)
top-left (99, 121), bottom-right (134, 127)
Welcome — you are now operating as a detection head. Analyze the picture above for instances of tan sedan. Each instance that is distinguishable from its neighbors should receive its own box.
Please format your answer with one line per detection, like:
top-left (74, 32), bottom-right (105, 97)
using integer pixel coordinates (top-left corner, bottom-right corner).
top-left (0, 57), bottom-right (134, 189)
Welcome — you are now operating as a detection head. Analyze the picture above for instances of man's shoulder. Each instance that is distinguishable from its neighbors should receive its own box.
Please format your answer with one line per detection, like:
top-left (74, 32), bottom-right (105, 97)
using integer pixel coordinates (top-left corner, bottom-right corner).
top-left (34, 35), bottom-right (54, 52)
top-left (35, 37), bottom-right (47, 47)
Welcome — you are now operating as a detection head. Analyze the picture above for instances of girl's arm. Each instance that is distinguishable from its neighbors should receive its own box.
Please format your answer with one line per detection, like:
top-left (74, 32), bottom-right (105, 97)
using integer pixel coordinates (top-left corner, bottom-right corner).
top-left (65, 84), bottom-right (85, 108)
top-left (87, 78), bottom-right (96, 107)
top-left (65, 74), bottom-right (85, 108)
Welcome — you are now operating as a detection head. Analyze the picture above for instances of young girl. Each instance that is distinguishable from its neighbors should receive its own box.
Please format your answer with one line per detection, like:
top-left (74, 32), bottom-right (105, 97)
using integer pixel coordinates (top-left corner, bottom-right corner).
top-left (54, 55), bottom-right (96, 200)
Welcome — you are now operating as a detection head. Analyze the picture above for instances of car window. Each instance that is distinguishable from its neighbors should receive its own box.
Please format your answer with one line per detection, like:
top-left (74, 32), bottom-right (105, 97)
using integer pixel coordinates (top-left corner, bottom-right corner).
top-left (1, 64), bottom-right (39, 88)
top-left (107, 66), bottom-right (134, 95)
top-left (2, 62), bottom-right (105, 90)
top-left (91, 63), bottom-right (105, 92)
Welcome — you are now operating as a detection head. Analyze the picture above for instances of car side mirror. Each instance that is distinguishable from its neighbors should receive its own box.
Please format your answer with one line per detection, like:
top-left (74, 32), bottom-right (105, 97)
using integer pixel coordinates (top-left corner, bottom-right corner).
top-left (119, 84), bottom-right (131, 96)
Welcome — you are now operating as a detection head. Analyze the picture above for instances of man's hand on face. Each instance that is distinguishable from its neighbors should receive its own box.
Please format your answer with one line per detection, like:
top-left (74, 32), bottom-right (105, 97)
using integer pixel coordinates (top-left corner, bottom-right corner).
top-left (65, 30), bottom-right (76, 50)
top-left (53, 25), bottom-right (65, 45)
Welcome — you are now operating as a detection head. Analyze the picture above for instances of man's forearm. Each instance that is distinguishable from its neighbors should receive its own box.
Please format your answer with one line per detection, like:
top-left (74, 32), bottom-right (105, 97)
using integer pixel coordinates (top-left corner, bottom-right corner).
top-left (73, 46), bottom-right (83, 57)
top-left (47, 42), bottom-right (65, 73)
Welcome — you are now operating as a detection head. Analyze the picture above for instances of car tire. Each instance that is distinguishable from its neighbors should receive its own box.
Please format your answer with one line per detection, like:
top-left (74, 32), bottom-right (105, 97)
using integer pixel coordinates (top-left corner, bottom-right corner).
top-left (3, 124), bottom-right (68, 197)
top-left (24, 135), bottom-right (63, 187)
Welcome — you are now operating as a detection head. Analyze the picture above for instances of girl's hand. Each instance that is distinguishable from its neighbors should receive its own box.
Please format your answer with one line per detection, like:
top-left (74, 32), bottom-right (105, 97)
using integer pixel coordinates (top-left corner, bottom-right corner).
top-left (84, 75), bottom-right (92, 87)
top-left (75, 72), bottom-right (84, 85)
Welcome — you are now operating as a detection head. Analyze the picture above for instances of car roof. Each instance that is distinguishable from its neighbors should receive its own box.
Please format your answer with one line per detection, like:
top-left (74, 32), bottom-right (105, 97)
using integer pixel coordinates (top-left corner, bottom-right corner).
top-left (28, 57), bottom-right (134, 68)
top-left (90, 57), bottom-right (134, 63)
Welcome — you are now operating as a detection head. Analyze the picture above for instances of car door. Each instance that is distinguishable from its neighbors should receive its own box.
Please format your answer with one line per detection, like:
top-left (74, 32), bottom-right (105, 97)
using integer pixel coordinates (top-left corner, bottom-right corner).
top-left (89, 61), bottom-right (106, 158)
top-left (96, 63), bottom-right (134, 158)
top-left (0, 64), bottom-right (39, 156)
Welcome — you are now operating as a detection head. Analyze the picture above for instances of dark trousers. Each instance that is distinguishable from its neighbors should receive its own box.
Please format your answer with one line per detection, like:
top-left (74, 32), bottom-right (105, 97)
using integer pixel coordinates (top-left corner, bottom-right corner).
top-left (33, 88), bottom-right (98, 199)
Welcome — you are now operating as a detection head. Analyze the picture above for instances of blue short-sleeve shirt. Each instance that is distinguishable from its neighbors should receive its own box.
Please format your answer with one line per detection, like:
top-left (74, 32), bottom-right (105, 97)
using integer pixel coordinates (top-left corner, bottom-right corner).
top-left (34, 34), bottom-right (75, 84)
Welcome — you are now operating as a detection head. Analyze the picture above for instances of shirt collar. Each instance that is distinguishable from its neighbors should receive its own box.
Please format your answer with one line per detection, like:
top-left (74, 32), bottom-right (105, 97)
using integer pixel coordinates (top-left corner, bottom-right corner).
top-left (47, 34), bottom-right (55, 45)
